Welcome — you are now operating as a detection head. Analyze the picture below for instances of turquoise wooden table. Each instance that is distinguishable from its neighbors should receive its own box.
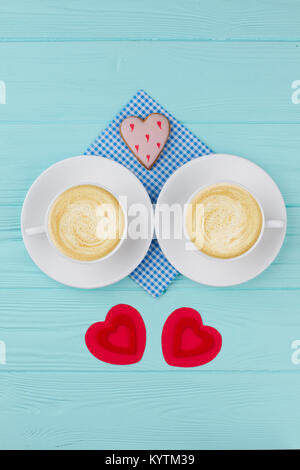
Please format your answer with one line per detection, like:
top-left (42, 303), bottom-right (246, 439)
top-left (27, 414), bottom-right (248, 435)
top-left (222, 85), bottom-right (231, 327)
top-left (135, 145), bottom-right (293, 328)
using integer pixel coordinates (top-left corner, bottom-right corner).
top-left (1, 0), bottom-right (300, 450)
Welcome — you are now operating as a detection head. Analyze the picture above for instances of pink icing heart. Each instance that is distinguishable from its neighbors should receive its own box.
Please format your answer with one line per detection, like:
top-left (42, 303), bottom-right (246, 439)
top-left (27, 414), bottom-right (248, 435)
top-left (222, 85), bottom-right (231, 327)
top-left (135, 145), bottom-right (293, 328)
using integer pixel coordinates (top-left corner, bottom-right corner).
top-left (120, 113), bottom-right (170, 169)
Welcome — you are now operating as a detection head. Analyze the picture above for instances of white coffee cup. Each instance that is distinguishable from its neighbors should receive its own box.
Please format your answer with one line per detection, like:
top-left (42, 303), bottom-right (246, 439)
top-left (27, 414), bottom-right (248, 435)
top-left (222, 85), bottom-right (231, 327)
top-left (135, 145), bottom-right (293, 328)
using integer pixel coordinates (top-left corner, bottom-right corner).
top-left (25, 182), bottom-right (128, 263)
top-left (184, 181), bottom-right (284, 261)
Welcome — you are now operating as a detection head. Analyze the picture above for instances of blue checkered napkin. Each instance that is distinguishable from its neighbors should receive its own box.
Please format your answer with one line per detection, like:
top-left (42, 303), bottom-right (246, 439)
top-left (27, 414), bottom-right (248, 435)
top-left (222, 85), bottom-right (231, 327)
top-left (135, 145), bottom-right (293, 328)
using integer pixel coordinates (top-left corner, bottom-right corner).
top-left (85, 90), bottom-right (213, 297)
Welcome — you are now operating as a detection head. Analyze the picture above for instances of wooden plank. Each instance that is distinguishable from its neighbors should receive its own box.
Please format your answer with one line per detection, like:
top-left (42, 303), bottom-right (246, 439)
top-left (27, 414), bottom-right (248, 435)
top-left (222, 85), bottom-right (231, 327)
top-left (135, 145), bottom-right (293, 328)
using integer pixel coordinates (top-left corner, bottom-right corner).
top-left (0, 284), bottom-right (299, 372)
top-left (0, 42), bottom-right (300, 123)
top-left (0, 372), bottom-right (300, 449)
top-left (0, 1), bottom-right (300, 41)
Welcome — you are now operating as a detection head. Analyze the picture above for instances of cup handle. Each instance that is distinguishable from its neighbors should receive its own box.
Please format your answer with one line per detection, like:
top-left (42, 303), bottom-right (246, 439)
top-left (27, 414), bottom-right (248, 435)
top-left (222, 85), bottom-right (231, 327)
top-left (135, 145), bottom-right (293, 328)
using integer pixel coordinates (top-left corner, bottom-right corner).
top-left (265, 219), bottom-right (284, 229)
top-left (25, 225), bottom-right (46, 236)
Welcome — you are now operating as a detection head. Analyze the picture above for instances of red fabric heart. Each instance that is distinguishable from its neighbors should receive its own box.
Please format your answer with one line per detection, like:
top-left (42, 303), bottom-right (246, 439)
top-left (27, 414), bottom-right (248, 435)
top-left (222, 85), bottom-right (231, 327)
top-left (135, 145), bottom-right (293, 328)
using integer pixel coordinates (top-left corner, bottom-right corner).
top-left (162, 308), bottom-right (222, 367)
top-left (85, 304), bottom-right (146, 365)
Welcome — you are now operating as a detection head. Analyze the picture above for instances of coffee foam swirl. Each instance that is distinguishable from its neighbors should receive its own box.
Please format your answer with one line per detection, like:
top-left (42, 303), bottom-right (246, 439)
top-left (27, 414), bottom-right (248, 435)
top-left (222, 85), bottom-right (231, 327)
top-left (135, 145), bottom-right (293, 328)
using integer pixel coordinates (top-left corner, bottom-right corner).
top-left (186, 183), bottom-right (262, 259)
top-left (48, 185), bottom-right (124, 261)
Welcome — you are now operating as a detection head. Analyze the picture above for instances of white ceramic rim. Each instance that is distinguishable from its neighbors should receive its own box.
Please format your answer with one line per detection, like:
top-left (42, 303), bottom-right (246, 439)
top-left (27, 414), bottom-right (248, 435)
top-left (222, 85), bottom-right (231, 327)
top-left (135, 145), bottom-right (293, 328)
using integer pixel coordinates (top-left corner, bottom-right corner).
top-left (155, 153), bottom-right (287, 287)
top-left (21, 155), bottom-right (154, 289)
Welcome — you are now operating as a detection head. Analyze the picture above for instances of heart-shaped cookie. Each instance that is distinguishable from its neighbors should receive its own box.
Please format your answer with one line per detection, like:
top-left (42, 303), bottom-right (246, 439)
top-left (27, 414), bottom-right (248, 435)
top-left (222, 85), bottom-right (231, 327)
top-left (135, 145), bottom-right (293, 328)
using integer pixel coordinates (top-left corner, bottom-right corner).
top-left (120, 113), bottom-right (170, 169)
top-left (85, 304), bottom-right (146, 365)
top-left (161, 307), bottom-right (222, 367)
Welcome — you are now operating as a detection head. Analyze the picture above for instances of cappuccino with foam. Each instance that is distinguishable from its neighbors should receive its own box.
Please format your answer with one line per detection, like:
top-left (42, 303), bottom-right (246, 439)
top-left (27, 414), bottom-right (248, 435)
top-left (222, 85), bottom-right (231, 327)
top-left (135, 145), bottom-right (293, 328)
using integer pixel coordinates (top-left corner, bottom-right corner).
top-left (185, 183), bottom-right (263, 259)
top-left (48, 184), bottom-right (125, 261)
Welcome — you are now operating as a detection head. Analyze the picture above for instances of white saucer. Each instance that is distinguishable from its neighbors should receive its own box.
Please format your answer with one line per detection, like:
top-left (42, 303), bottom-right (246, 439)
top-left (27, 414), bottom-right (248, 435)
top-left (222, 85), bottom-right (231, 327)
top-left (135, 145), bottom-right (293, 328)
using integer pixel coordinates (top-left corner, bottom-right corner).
top-left (155, 154), bottom-right (287, 287)
top-left (21, 156), bottom-right (154, 288)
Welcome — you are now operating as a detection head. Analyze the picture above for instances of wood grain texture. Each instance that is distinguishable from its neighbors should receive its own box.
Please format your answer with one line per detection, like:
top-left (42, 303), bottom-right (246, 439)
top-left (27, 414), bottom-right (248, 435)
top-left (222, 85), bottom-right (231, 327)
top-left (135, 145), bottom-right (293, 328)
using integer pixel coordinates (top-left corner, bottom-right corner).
top-left (1, 372), bottom-right (300, 450)
top-left (0, 42), bottom-right (300, 123)
top-left (1, 0), bottom-right (300, 450)
top-left (0, 0), bottom-right (300, 41)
